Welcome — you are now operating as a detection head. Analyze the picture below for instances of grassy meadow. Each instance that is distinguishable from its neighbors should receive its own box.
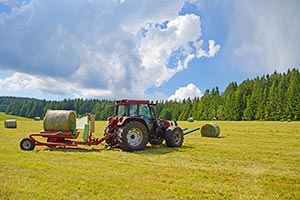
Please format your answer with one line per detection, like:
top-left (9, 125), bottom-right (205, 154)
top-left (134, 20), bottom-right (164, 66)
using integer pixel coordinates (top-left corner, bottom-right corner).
top-left (0, 113), bottom-right (300, 199)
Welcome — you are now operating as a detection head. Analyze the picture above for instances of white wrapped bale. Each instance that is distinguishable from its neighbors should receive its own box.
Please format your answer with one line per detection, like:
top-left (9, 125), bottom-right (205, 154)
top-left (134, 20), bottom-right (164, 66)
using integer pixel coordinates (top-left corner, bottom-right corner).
top-left (201, 123), bottom-right (220, 137)
top-left (187, 117), bottom-right (195, 122)
top-left (76, 116), bottom-right (88, 129)
top-left (43, 110), bottom-right (76, 131)
top-left (5, 119), bottom-right (17, 128)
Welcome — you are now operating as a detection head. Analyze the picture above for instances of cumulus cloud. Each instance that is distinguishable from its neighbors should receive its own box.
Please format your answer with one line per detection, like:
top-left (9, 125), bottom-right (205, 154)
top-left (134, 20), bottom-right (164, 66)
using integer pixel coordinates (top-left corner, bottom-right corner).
top-left (0, 0), bottom-right (220, 99)
top-left (0, 72), bottom-right (31, 92)
top-left (207, 40), bottom-right (221, 57)
top-left (227, 0), bottom-right (300, 74)
top-left (139, 13), bottom-right (202, 87)
top-left (0, 72), bottom-right (72, 95)
top-left (168, 83), bottom-right (203, 101)
top-left (193, 39), bottom-right (220, 58)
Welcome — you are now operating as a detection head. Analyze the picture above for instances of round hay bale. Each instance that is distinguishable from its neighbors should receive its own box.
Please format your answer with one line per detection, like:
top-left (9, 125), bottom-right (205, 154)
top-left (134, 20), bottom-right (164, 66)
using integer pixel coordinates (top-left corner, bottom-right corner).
top-left (201, 123), bottom-right (220, 137)
top-left (43, 110), bottom-right (76, 131)
top-left (5, 119), bottom-right (17, 128)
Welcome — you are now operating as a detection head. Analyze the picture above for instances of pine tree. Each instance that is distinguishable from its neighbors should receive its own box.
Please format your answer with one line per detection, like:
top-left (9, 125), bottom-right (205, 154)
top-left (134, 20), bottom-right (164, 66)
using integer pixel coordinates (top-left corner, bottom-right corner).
top-left (287, 69), bottom-right (300, 120)
top-left (222, 82), bottom-right (238, 120)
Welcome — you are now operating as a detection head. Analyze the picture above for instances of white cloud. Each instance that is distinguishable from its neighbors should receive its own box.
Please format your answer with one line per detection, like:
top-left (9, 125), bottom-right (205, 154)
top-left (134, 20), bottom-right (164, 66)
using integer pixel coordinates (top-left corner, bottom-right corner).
top-left (0, 72), bottom-right (72, 96)
top-left (138, 13), bottom-right (201, 88)
top-left (0, 0), bottom-right (220, 100)
top-left (227, 0), bottom-right (300, 74)
top-left (168, 83), bottom-right (203, 101)
top-left (0, 72), bottom-right (30, 92)
top-left (193, 39), bottom-right (220, 58)
top-left (208, 40), bottom-right (221, 57)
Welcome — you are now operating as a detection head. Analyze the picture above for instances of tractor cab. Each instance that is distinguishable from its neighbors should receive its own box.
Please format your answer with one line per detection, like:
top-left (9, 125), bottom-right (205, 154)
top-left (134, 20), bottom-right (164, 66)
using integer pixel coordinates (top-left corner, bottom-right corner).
top-left (111, 99), bottom-right (171, 133)
top-left (115, 99), bottom-right (154, 123)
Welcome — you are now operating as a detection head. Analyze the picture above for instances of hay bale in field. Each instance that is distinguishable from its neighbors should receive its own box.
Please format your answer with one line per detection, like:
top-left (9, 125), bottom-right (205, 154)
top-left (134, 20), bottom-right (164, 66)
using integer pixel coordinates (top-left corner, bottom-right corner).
top-left (187, 117), bottom-right (194, 122)
top-left (43, 110), bottom-right (76, 131)
top-left (201, 123), bottom-right (220, 137)
top-left (34, 117), bottom-right (41, 121)
top-left (4, 119), bottom-right (17, 128)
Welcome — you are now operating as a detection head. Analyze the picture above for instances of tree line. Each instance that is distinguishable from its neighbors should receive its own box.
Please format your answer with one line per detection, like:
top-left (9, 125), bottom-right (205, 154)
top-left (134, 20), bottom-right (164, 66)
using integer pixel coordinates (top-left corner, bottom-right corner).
top-left (0, 68), bottom-right (299, 121)
top-left (0, 97), bottom-right (114, 120)
top-left (158, 68), bottom-right (300, 121)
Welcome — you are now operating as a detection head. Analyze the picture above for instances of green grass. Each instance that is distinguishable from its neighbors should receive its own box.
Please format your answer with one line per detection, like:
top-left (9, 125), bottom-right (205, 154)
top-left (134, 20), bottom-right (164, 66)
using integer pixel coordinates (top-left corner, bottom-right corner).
top-left (0, 120), bottom-right (300, 199)
top-left (0, 112), bottom-right (32, 121)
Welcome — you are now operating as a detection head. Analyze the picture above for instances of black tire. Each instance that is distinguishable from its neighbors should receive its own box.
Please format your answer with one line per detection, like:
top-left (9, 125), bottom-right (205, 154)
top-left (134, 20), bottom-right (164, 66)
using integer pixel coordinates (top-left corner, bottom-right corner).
top-left (20, 138), bottom-right (36, 151)
top-left (165, 126), bottom-right (184, 147)
top-left (104, 126), bottom-right (117, 147)
top-left (117, 121), bottom-right (148, 151)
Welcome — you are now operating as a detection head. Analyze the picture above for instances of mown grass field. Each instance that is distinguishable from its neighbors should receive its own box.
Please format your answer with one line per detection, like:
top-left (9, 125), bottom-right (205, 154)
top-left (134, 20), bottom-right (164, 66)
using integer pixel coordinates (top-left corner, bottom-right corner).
top-left (0, 114), bottom-right (300, 199)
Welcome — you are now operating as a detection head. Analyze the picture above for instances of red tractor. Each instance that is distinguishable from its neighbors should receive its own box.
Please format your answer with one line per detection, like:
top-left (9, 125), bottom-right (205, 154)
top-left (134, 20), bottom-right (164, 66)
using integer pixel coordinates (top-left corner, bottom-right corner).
top-left (104, 99), bottom-right (184, 151)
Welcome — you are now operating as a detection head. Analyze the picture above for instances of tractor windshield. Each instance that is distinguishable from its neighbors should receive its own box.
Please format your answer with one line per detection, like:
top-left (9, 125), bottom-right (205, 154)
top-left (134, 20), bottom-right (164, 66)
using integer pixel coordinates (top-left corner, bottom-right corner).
top-left (116, 103), bottom-right (154, 120)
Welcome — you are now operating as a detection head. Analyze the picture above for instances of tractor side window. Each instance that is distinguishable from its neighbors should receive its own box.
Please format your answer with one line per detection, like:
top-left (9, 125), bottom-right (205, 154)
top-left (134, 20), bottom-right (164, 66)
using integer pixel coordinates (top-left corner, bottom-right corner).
top-left (129, 104), bottom-right (138, 116)
top-left (139, 104), bottom-right (151, 119)
top-left (117, 105), bottom-right (127, 117)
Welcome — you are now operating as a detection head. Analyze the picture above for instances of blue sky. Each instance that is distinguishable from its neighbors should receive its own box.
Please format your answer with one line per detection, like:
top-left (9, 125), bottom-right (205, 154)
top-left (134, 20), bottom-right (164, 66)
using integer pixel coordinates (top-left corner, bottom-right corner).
top-left (0, 0), bottom-right (299, 101)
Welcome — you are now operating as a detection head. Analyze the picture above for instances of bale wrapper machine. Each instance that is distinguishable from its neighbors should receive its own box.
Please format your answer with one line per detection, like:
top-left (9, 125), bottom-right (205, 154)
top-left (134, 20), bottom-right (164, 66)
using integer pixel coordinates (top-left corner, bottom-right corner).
top-left (20, 112), bottom-right (113, 150)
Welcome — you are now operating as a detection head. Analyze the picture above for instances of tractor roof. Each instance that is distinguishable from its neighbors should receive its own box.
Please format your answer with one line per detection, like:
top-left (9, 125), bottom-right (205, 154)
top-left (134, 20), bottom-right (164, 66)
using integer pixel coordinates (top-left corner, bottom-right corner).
top-left (115, 99), bottom-right (150, 105)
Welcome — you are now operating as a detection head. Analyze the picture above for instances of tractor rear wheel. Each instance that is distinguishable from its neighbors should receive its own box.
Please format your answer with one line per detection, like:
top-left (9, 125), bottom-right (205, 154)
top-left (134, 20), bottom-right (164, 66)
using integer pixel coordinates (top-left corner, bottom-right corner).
top-left (20, 138), bottom-right (36, 151)
top-left (117, 121), bottom-right (148, 151)
top-left (165, 126), bottom-right (184, 147)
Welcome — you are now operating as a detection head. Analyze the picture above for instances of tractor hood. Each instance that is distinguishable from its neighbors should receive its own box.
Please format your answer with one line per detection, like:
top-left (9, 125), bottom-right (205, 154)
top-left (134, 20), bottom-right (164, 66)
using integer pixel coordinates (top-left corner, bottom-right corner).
top-left (160, 119), bottom-right (171, 128)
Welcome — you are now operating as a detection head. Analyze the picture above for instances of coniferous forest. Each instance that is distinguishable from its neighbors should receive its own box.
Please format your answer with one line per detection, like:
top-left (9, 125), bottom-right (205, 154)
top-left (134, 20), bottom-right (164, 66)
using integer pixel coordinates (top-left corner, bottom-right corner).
top-left (0, 69), bottom-right (299, 121)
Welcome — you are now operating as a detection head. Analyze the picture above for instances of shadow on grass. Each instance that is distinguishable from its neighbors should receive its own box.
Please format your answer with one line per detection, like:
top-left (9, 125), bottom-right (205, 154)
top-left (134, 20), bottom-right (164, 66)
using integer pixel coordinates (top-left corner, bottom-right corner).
top-left (36, 141), bottom-right (195, 154)
top-left (134, 144), bottom-right (194, 155)
top-left (41, 146), bottom-right (107, 153)
top-left (202, 135), bottom-right (226, 139)
top-left (38, 144), bottom-right (193, 155)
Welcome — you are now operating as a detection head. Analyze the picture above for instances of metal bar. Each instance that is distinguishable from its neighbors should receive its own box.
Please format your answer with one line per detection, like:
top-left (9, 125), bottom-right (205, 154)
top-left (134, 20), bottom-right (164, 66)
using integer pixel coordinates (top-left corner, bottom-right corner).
top-left (29, 135), bottom-right (81, 147)
top-left (183, 127), bottom-right (200, 135)
top-left (182, 128), bottom-right (188, 131)
top-left (173, 120), bottom-right (178, 126)
top-left (94, 133), bottom-right (113, 145)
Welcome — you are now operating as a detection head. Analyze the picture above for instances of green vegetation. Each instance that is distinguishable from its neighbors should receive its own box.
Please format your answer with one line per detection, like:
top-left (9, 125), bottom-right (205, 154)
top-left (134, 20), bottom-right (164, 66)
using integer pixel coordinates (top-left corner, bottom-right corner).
top-left (158, 68), bottom-right (300, 121)
top-left (1, 69), bottom-right (299, 121)
top-left (0, 112), bottom-right (32, 121)
top-left (1, 120), bottom-right (299, 199)
top-left (0, 97), bottom-right (114, 120)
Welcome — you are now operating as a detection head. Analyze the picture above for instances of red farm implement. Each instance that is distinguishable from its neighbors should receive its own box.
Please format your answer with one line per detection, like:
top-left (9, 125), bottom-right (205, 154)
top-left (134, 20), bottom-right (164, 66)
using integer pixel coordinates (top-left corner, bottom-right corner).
top-left (20, 113), bottom-right (113, 150)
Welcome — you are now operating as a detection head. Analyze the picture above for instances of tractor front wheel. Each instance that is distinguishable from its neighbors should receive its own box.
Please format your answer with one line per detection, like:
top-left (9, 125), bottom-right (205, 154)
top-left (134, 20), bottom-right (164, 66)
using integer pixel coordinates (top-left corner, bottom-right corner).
top-left (20, 138), bottom-right (36, 151)
top-left (165, 126), bottom-right (184, 147)
top-left (117, 121), bottom-right (148, 151)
